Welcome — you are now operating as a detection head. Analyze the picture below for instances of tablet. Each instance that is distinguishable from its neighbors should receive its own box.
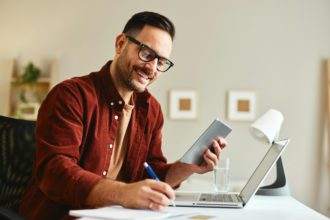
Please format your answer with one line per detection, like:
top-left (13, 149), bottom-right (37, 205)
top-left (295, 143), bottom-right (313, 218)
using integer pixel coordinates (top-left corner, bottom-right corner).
top-left (180, 119), bottom-right (232, 165)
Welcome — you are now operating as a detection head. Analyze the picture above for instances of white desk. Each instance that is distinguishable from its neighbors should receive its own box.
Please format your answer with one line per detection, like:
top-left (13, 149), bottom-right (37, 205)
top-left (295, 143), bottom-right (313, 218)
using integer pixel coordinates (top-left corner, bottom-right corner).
top-left (77, 195), bottom-right (328, 220)
top-left (166, 195), bottom-right (329, 220)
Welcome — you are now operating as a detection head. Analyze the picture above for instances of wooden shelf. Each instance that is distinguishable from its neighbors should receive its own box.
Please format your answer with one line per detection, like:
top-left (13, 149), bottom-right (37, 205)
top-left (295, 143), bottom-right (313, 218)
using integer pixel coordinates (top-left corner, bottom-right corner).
top-left (0, 58), bottom-right (58, 120)
top-left (10, 76), bottom-right (52, 83)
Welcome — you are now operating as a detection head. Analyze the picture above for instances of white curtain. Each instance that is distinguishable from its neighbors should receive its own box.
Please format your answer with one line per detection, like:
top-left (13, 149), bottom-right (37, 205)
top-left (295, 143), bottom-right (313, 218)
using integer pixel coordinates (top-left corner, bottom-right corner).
top-left (317, 59), bottom-right (330, 217)
top-left (317, 119), bottom-right (330, 217)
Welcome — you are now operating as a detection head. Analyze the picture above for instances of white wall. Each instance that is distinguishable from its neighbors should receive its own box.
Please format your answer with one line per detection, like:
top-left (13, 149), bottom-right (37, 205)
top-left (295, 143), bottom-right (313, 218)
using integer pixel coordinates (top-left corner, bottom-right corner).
top-left (1, 0), bottom-right (330, 214)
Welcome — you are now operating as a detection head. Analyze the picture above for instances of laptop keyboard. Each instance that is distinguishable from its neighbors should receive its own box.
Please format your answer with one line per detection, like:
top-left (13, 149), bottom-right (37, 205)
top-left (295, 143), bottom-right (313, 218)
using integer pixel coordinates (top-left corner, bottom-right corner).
top-left (199, 193), bottom-right (238, 203)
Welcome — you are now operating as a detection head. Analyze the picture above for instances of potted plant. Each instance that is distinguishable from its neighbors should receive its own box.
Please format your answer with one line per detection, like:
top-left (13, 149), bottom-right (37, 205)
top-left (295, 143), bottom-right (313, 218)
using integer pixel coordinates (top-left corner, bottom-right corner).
top-left (17, 62), bottom-right (41, 103)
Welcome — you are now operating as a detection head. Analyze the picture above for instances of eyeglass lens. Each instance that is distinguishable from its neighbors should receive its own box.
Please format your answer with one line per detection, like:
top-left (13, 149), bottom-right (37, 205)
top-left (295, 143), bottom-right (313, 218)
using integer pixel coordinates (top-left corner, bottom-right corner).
top-left (139, 47), bottom-right (170, 72)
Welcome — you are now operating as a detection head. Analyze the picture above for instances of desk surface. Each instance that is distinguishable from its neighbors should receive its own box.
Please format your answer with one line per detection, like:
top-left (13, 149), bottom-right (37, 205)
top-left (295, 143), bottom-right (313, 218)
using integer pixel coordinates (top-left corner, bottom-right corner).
top-left (166, 195), bottom-right (329, 220)
top-left (78, 195), bottom-right (328, 220)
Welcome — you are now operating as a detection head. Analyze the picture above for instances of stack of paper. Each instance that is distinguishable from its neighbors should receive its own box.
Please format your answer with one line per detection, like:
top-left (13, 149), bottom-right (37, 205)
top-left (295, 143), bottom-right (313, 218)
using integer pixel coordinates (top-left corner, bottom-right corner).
top-left (69, 206), bottom-right (190, 220)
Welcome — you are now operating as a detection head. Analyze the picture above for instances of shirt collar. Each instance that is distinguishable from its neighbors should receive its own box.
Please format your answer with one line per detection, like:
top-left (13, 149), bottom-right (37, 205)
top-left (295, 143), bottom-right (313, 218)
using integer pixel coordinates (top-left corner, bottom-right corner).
top-left (97, 60), bottom-right (150, 109)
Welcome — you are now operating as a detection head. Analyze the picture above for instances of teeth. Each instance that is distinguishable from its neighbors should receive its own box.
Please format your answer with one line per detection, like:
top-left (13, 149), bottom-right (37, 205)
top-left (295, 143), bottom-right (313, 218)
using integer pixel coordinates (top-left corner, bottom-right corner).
top-left (138, 71), bottom-right (148, 79)
top-left (136, 71), bottom-right (150, 84)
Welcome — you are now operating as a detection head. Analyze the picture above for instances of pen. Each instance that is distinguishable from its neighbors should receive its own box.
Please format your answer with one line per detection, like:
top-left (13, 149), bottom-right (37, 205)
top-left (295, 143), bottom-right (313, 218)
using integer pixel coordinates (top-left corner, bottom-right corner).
top-left (143, 162), bottom-right (176, 207)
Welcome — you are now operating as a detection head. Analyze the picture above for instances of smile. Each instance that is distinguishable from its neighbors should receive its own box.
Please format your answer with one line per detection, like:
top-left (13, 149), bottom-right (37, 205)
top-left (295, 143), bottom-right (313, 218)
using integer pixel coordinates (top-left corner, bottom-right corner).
top-left (136, 70), bottom-right (152, 84)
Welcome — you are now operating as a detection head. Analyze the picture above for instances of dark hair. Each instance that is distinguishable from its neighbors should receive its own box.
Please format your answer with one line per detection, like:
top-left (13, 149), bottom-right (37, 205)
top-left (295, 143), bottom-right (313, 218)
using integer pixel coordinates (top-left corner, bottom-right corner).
top-left (123, 11), bottom-right (175, 40)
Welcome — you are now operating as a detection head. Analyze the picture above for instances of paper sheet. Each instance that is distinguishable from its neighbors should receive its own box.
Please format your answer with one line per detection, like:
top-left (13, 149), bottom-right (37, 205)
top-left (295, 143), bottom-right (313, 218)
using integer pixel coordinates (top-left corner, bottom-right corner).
top-left (70, 206), bottom-right (193, 220)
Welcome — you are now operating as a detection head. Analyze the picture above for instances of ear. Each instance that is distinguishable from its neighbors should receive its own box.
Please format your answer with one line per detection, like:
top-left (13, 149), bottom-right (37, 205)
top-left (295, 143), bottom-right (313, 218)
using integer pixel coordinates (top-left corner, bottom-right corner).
top-left (115, 33), bottom-right (127, 55)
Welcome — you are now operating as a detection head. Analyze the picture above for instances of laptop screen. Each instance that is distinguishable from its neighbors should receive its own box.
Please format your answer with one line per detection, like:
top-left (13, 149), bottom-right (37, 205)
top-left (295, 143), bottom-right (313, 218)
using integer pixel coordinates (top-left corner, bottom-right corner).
top-left (239, 139), bottom-right (289, 204)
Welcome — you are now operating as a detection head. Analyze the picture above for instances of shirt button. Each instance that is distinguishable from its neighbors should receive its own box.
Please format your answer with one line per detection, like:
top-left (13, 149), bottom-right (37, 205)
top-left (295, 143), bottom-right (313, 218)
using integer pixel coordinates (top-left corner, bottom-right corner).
top-left (102, 171), bottom-right (107, 176)
top-left (118, 101), bottom-right (123, 105)
top-left (110, 102), bottom-right (114, 106)
top-left (109, 144), bottom-right (113, 149)
top-left (114, 115), bottom-right (119, 120)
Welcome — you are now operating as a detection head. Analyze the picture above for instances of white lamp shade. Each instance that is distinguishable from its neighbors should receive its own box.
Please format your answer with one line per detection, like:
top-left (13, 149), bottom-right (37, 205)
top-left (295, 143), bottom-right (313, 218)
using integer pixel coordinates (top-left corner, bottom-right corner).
top-left (250, 109), bottom-right (284, 143)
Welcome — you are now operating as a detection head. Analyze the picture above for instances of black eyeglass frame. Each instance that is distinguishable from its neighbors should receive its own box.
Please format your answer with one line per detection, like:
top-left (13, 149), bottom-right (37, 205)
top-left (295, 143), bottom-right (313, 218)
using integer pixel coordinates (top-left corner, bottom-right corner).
top-left (126, 35), bottom-right (174, 72)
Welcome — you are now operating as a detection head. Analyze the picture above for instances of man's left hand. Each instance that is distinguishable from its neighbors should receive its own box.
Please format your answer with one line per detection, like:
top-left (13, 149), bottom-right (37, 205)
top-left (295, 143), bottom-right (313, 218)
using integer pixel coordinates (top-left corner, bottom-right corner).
top-left (165, 136), bottom-right (228, 187)
top-left (189, 136), bottom-right (228, 174)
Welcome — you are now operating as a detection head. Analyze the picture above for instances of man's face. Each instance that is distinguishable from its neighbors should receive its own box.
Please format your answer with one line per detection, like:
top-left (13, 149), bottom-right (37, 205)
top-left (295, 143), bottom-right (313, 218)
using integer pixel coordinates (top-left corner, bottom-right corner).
top-left (115, 25), bottom-right (173, 93)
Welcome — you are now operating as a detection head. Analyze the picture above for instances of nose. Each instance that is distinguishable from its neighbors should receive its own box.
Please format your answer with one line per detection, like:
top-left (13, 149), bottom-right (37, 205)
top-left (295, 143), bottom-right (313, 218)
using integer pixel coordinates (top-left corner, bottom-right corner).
top-left (144, 58), bottom-right (158, 73)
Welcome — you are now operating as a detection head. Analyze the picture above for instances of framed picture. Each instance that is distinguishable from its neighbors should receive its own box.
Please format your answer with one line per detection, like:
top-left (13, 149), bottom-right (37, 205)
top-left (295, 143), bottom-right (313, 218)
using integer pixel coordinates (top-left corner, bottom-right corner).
top-left (227, 90), bottom-right (256, 121)
top-left (169, 90), bottom-right (197, 120)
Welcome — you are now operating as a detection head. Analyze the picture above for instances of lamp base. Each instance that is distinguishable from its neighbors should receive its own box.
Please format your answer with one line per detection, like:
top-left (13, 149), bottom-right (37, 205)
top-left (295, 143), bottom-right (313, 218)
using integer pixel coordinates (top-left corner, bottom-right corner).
top-left (256, 157), bottom-right (290, 196)
top-left (256, 185), bottom-right (290, 196)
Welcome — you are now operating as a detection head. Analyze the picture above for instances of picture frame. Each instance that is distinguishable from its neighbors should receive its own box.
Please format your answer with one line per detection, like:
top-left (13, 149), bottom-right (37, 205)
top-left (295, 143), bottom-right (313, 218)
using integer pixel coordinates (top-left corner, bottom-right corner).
top-left (227, 90), bottom-right (256, 121)
top-left (169, 90), bottom-right (197, 120)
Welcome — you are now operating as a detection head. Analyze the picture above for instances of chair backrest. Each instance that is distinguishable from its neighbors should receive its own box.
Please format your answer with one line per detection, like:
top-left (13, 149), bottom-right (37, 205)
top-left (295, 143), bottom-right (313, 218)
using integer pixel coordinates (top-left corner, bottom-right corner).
top-left (0, 116), bottom-right (36, 212)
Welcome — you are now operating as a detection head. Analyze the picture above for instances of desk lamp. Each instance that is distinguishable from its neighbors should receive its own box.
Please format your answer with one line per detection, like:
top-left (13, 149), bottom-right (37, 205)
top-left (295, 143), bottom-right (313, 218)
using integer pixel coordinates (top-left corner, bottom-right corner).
top-left (250, 109), bottom-right (290, 196)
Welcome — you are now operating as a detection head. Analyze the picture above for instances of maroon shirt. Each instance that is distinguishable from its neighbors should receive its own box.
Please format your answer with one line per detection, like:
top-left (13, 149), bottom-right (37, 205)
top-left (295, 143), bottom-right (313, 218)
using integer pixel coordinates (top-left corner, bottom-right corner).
top-left (19, 60), bottom-right (172, 220)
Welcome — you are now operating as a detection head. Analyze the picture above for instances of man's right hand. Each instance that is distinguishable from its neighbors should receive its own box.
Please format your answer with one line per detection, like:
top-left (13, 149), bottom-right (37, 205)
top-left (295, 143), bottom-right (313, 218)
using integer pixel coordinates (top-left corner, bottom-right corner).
top-left (86, 178), bottom-right (175, 211)
top-left (118, 179), bottom-right (175, 211)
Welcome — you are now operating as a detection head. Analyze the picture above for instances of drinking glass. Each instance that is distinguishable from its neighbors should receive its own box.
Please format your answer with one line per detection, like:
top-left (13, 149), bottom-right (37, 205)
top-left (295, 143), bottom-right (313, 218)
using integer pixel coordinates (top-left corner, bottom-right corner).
top-left (213, 157), bottom-right (230, 193)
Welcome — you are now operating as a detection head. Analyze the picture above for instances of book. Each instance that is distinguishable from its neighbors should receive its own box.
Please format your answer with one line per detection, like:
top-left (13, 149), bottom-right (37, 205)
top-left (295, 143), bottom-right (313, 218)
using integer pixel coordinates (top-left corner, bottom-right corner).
top-left (180, 118), bottom-right (232, 165)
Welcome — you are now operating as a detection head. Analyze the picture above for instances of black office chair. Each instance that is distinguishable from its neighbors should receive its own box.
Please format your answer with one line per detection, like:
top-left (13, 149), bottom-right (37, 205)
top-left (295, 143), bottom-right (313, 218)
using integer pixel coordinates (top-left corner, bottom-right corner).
top-left (0, 115), bottom-right (36, 220)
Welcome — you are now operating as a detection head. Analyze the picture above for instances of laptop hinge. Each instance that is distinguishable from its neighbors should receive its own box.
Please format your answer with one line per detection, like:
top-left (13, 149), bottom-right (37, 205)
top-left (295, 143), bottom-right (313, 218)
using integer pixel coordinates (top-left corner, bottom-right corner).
top-left (238, 196), bottom-right (245, 206)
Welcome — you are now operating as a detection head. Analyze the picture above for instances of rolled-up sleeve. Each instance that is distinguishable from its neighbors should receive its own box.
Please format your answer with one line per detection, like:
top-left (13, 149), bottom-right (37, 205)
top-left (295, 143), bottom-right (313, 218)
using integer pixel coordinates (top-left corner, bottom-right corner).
top-left (35, 81), bottom-right (102, 208)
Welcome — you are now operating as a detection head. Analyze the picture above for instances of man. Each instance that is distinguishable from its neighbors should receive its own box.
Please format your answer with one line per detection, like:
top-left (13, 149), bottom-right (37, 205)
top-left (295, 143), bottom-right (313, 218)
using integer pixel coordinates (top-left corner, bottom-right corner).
top-left (19, 11), bottom-right (227, 220)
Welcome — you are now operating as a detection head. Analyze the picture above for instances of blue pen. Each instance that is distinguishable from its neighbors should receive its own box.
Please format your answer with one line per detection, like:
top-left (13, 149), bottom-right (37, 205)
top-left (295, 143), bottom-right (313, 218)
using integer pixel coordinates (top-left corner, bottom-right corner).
top-left (143, 162), bottom-right (176, 207)
top-left (143, 162), bottom-right (160, 181)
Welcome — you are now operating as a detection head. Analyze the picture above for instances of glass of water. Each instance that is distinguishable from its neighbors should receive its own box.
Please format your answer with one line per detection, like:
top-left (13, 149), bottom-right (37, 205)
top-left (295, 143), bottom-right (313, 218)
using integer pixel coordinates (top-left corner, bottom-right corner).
top-left (213, 157), bottom-right (230, 193)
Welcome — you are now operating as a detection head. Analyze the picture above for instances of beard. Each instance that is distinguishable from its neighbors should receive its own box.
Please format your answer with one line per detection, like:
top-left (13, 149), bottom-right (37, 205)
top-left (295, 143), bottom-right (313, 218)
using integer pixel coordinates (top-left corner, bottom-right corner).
top-left (125, 66), bottom-right (149, 93)
top-left (116, 50), bottom-right (155, 93)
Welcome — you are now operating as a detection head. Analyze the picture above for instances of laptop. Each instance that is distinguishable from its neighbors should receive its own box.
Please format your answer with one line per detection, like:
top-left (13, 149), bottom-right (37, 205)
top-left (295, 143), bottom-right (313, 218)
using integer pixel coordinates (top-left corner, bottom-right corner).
top-left (175, 139), bottom-right (290, 208)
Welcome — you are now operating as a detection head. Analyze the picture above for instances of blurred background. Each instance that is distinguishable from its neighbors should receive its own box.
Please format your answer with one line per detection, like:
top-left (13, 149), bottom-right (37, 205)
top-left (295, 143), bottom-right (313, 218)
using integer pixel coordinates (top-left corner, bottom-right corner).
top-left (0, 0), bottom-right (329, 216)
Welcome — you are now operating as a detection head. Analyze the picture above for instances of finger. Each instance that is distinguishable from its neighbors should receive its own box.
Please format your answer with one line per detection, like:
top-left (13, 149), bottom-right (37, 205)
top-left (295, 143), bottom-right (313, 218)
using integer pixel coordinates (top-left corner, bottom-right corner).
top-left (137, 184), bottom-right (170, 207)
top-left (217, 137), bottom-right (228, 149)
top-left (145, 188), bottom-right (170, 207)
top-left (149, 201), bottom-right (165, 211)
top-left (212, 140), bottom-right (221, 159)
top-left (139, 184), bottom-right (170, 207)
top-left (135, 185), bottom-right (161, 209)
top-left (146, 180), bottom-right (175, 200)
top-left (206, 148), bottom-right (218, 165)
top-left (205, 154), bottom-right (218, 169)
top-left (203, 153), bottom-right (216, 169)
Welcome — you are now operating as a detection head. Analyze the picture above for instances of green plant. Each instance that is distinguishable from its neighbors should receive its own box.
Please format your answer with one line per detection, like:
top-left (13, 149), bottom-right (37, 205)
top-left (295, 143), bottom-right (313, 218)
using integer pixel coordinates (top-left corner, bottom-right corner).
top-left (20, 62), bottom-right (41, 84)
top-left (16, 62), bottom-right (42, 103)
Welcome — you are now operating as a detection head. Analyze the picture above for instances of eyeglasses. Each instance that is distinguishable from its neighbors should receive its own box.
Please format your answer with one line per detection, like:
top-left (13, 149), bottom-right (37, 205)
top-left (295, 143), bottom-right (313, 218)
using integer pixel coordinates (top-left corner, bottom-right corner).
top-left (126, 35), bottom-right (174, 72)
